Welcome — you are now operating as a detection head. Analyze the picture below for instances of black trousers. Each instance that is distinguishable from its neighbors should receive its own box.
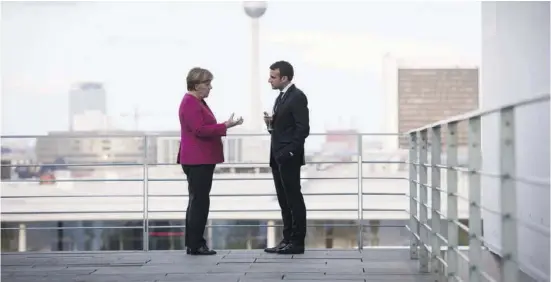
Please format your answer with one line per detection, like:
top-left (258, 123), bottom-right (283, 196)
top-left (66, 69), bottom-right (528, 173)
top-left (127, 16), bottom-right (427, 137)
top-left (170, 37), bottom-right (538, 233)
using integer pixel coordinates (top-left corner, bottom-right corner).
top-left (181, 164), bottom-right (215, 249)
top-left (272, 162), bottom-right (307, 245)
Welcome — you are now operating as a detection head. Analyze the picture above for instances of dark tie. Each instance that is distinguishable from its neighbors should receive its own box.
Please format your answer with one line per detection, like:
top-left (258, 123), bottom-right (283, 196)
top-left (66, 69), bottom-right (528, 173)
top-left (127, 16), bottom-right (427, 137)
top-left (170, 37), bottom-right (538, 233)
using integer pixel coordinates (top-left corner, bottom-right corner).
top-left (273, 91), bottom-right (284, 113)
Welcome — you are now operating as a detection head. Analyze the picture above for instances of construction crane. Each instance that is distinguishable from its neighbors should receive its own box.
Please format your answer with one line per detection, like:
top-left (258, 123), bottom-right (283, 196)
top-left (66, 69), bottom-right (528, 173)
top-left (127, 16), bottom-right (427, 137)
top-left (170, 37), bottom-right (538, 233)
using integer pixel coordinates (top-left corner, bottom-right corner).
top-left (118, 106), bottom-right (173, 130)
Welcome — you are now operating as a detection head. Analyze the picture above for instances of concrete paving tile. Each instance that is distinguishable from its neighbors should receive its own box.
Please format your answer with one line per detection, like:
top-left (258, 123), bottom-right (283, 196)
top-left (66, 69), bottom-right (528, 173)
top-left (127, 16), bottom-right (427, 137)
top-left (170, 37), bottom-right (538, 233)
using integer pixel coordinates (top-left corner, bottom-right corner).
top-left (243, 272), bottom-right (285, 279)
top-left (246, 269), bottom-right (323, 274)
top-left (230, 250), bottom-right (264, 254)
top-left (0, 249), bottom-right (438, 282)
top-left (286, 273), bottom-right (368, 280)
top-left (161, 273), bottom-right (241, 281)
top-left (208, 264), bottom-right (254, 273)
top-left (325, 259), bottom-right (363, 266)
top-left (1, 271), bottom-right (47, 278)
top-left (362, 261), bottom-right (418, 275)
top-left (3, 278), bottom-right (77, 282)
top-left (91, 266), bottom-right (155, 275)
top-left (361, 249), bottom-right (412, 261)
top-left (1, 261), bottom-right (35, 266)
top-left (73, 274), bottom-right (166, 282)
top-left (364, 274), bottom-right (433, 281)
top-left (3, 266), bottom-right (52, 273)
top-left (250, 262), bottom-right (324, 268)
top-left (284, 273), bottom-right (366, 281)
top-left (219, 258), bottom-right (257, 263)
top-left (238, 279), bottom-right (286, 282)
top-left (255, 258), bottom-right (323, 264)
top-left (1, 266), bottom-right (35, 271)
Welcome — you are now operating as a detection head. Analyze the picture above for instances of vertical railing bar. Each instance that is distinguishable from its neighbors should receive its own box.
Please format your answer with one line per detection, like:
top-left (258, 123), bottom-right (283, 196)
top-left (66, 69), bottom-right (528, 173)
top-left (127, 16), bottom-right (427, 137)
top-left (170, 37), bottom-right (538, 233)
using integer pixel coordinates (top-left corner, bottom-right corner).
top-left (409, 132), bottom-right (420, 260)
top-left (446, 122), bottom-right (459, 281)
top-left (357, 134), bottom-right (364, 250)
top-left (142, 135), bottom-right (150, 251)
top-left (468, 117), bottom-right (482, 282)
top-left (499, 107), bottom-right (518, 282)
top-left (419, 129), bottom-right (430, 273)
top-left (430, 126), bottom-right (442, 281)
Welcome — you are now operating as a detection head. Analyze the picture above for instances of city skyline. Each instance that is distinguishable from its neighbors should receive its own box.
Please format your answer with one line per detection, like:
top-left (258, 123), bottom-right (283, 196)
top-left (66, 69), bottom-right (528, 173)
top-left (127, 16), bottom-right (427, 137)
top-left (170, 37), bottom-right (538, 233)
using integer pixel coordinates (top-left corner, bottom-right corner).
top-left (1, 1), bottom-right (481, 135)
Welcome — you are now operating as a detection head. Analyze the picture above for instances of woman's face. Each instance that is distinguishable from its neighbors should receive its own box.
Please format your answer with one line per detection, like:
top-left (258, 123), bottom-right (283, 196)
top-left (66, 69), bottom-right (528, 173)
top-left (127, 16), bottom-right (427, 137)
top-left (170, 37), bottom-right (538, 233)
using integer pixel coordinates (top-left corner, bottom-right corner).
top-left (196, 80), bottom-right (212, 98)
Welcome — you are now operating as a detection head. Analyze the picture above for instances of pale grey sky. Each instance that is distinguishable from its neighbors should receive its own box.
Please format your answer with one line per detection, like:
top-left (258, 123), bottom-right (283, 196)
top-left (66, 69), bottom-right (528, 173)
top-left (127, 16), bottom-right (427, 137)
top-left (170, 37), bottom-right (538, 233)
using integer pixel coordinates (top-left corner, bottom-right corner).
top-left (1, 1), bottom-right (481, 136)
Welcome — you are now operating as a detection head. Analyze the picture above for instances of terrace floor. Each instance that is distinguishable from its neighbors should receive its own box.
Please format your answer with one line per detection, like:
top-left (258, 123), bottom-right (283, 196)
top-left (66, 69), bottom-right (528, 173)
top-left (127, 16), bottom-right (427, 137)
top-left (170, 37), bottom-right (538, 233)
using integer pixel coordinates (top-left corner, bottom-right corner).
top-left (1, 248), bottom-right (433, 282)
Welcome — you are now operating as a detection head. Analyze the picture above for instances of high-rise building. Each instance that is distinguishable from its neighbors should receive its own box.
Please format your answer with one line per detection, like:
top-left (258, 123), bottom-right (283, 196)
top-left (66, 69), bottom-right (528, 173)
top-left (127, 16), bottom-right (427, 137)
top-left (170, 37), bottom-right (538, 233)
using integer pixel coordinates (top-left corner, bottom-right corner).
top-left (382, 56), bottom-right (479, 149)
top-left (68, 83), bottom-right (107, 131)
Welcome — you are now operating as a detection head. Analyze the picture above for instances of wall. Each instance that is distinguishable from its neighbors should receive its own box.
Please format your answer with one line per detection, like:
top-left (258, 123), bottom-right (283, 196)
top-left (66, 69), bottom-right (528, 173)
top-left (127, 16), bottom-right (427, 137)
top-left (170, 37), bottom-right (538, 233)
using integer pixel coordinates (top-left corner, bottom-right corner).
top-left (481, 2), bottom-right (550, 280)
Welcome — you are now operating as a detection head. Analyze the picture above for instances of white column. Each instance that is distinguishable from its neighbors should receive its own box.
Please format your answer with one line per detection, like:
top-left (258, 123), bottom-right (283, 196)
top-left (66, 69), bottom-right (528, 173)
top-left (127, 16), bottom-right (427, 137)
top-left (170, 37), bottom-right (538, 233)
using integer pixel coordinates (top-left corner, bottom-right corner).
top-left (18, 223), bottom-right (27, 252)
top-left (481, 1), bottom-right (550, 280)
top-left (250, 18), bottom-right (263, 132)
top-left (207, 219), bottom-right (213, 248)
top-left (267, 220), bottom-right (276, 247)
top-left (382, 54), bottom-right (399, 151)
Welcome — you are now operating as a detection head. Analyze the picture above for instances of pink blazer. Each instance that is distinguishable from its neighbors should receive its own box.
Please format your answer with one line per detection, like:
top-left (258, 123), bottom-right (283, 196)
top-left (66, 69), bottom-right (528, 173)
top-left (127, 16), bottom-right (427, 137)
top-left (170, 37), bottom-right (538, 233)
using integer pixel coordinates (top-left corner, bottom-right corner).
top-left (178, 93), bottom-right (227, 165)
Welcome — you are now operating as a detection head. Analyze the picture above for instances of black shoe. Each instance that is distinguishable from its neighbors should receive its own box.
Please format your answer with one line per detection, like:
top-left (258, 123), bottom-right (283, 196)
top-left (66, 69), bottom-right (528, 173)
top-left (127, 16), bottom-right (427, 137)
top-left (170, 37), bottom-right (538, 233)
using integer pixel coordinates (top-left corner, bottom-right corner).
top-left (187, 245), bottom-right (217, 256)
top-left (264, 240), bottom-right (289, 253)
top-left (276, 243), bottom-right (305, 255)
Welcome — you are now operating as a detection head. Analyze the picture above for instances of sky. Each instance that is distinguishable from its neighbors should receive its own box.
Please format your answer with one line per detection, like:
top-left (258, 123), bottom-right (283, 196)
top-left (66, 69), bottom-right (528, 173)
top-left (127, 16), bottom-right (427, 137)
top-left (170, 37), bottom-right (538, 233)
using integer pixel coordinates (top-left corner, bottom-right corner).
top-left (1, 1), bottom-right (481, 136)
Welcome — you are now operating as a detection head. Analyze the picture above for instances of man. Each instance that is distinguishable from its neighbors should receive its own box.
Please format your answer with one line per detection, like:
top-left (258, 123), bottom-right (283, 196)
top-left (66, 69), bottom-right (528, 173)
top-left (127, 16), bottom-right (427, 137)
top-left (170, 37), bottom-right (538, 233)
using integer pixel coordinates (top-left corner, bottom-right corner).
top-left (263, 61), bottom-right (310, 255)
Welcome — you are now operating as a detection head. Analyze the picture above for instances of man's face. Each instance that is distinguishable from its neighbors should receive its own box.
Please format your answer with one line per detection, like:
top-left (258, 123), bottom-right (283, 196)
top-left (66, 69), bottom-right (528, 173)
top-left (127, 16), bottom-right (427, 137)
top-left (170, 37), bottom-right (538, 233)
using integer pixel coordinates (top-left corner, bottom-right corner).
top-left (268, 69), bottom-right (286, 90)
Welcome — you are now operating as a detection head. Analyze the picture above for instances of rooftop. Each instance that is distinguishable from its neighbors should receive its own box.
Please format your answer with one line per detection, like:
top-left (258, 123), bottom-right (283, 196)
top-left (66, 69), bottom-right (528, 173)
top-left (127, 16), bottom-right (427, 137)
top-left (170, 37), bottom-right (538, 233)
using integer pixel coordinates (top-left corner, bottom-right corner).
top-left (1, 248), bottom-right (536, 282)
top-left (0, 249), bottom-right (432, 282)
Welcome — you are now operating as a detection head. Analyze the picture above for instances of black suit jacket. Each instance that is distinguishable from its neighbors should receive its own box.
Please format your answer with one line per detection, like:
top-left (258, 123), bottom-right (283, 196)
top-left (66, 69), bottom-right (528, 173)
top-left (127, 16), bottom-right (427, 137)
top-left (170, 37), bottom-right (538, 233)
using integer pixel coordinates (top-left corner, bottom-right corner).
top-left (268, 84), bottom-right (310, 167)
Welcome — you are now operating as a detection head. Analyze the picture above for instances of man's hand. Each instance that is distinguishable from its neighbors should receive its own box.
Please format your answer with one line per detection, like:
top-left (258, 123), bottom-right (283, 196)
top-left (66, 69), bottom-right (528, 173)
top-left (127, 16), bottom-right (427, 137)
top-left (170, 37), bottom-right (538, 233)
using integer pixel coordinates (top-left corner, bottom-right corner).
top-left (275, 149), bottom-right (294, 164)
top-left (263, 111), bottom-right (273, 127)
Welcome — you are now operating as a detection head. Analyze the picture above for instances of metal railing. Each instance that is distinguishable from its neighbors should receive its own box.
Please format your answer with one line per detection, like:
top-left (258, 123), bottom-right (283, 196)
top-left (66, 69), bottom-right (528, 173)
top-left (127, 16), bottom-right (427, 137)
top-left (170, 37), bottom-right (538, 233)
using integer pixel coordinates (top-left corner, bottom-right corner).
top-left (406, 93), bottom-right (550, 282)
top-left (2, 92), bottom-right (548, 281)
top-left (1, 132), bottom-right (412, 251)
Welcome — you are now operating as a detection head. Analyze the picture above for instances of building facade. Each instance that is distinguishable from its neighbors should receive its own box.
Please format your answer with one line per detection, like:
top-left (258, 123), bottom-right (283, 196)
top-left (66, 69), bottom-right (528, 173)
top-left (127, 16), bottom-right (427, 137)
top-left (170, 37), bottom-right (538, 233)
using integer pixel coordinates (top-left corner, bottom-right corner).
top-left (383, 56), bottom-right (479, 149)
top-left (68, 83), bottom-right (107, 131)
top-left (397, 67), bottom-right (478, 148)
top-left (35, 131), bottom-right (157, 165)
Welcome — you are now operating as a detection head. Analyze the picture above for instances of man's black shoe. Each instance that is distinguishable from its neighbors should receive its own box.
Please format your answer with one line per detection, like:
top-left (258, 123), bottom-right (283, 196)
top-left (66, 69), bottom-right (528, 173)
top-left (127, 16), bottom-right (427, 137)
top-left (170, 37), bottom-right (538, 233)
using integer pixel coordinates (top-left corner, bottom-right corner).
top-left (187, 245), bottom-right (217, 256)
top-left (264, 240), bottom-right (289, 253)
top-left (276, 243), bottom-right (305, 255)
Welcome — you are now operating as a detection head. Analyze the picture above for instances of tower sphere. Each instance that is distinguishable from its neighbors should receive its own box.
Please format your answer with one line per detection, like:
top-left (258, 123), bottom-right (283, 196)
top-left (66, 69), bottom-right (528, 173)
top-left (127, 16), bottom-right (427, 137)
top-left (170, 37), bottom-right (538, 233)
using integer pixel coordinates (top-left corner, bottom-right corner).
top-left (243, 1), bottom-right (267, 18)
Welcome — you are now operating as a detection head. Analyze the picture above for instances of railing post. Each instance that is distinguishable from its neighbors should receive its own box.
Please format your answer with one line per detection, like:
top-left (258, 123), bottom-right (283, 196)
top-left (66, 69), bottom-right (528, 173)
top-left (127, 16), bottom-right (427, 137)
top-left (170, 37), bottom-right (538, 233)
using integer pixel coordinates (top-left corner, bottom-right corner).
top-left (357, 134), bottom-right (364, 250)
top-left (419, 130), bottom-right (430, 273)
top-left (430, 126), bottom-right (442, 281)
top-left (409, 132), bottom-right (419, 259)
top-left (142, 135), bottom-right (150, 251)
top-left (446, 122), bottom-right (459, 281)
top-left (18, 223), bottom-right (27, 252)
top-left (468, 117), bottom-right (482, 282)
top-left (499, 107), bottom-right (518, 282)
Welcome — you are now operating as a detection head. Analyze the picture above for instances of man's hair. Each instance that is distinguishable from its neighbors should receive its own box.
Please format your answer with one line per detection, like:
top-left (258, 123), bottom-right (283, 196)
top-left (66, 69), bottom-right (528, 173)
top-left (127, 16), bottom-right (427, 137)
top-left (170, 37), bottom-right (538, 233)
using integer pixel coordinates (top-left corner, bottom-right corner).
top-left (270, 61), bottom-right (294, 81)
top-left (186, 67), bottom-right (213, 91)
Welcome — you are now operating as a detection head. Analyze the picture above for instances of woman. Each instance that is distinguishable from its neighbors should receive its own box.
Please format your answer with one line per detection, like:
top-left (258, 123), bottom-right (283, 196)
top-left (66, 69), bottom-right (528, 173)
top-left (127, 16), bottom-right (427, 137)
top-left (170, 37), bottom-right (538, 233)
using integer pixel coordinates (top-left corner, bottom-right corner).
top-left (178, 67), bottom-right (243, 255)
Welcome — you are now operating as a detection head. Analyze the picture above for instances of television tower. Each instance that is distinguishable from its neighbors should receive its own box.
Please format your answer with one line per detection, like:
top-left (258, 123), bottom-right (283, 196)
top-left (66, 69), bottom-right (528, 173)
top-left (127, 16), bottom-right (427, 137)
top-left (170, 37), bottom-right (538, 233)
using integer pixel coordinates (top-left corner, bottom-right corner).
top-left (243, 1), bottom-right (267, 132)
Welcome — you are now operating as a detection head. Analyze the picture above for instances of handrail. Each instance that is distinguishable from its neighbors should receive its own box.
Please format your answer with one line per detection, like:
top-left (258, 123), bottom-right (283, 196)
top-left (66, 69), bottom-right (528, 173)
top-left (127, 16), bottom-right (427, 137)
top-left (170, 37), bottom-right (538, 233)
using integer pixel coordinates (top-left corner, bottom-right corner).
top-left (405, 93), bottom-right (550, 282)
top-left (405, 92), bottom-right (550, 134)
top-left (1, 132), bottom-right (413, 254)
top-left (1, 132), bottom-right (401, 138)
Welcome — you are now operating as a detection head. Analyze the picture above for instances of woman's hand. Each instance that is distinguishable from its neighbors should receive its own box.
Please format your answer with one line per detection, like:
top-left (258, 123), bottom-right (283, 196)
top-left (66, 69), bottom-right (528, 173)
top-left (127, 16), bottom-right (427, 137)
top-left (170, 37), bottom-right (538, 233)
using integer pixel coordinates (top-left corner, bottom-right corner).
top-left (224, 113), bottom-right (244, 128)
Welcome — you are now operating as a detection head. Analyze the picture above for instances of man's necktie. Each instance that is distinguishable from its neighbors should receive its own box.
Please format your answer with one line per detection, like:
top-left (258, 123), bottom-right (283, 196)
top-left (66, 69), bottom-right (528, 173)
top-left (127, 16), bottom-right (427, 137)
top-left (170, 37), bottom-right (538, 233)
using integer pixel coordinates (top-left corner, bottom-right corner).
top-left (273, 91), bottom-right (284, 113)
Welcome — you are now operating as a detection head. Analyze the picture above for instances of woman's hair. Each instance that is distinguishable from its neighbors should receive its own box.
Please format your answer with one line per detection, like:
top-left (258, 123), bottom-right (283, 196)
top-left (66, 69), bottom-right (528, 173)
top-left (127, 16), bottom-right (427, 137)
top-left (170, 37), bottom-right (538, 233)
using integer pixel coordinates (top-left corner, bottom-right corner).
top-left (186, 67), bottom-right (213, 91)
